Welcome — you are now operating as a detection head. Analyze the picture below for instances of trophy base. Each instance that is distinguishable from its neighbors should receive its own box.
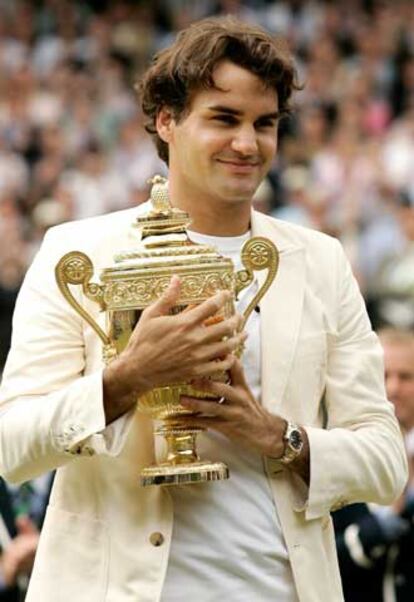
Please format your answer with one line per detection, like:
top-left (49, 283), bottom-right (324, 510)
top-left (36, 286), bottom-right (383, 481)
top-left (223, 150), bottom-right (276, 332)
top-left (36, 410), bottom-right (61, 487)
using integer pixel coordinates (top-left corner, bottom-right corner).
top-left (140, 461), bottom-right (229, 487)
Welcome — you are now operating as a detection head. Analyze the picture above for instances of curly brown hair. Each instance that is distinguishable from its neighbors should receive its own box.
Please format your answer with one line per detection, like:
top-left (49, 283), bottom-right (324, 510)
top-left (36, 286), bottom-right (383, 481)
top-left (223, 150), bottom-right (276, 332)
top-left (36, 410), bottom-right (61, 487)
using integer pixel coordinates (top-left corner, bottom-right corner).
top-left (138, 16), bottom-right (300, 164)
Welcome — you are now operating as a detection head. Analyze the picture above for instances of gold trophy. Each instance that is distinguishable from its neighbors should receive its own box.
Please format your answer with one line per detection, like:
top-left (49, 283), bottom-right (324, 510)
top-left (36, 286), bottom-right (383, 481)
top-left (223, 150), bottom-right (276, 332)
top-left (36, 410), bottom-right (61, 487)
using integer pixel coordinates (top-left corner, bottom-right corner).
top-left (55, 176), bottom-right (279, 486)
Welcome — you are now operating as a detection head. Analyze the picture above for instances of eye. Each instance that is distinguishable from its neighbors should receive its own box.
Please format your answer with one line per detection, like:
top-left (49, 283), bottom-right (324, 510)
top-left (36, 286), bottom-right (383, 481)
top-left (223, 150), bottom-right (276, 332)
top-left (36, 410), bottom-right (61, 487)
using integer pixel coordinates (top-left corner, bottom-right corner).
top-left (213, 115), bottom-right (238, 125)
top-left (255, 118), bottom-right (277, 130)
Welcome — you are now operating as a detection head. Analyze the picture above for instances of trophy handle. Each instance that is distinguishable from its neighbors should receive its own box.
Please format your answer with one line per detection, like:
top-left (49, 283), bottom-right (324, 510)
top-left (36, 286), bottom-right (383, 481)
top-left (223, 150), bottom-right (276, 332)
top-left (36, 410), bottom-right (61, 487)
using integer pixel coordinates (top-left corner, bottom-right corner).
top-left (236, 237), bottom-right (279, 330)
top-left (55, 251), bottom-right (110, 346)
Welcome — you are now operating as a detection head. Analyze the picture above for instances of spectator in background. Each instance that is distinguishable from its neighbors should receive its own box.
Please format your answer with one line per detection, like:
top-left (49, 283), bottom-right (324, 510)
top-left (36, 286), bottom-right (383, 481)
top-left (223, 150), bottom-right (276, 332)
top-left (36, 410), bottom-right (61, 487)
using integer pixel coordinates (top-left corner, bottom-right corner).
top-left (0, 137), bottom-right (28, 200)
top-left (58, 141), bottom-right (129, 219)
top-left (110, 114), bottom-right (166, 204)
top-left (368, 190), bottom-right (414, 330)
top-left (334, 327), bottom-right (414, 602)
top-left (0, 195), bottom-right (28, 370)
top-left (381, 328), bottom-right (414, 441)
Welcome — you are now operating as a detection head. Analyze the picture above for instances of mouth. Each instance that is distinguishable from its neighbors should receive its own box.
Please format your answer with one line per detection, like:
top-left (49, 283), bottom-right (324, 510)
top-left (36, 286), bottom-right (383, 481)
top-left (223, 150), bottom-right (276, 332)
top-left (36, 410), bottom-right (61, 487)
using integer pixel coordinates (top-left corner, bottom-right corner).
top-left (216, 159), bottom-right (261, 173)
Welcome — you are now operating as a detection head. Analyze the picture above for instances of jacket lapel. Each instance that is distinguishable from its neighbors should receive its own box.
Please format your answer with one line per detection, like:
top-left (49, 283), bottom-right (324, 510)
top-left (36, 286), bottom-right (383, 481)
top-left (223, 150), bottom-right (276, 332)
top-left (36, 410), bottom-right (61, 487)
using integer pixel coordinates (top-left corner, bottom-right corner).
top-left (251, 211), bottom-right (306, 413)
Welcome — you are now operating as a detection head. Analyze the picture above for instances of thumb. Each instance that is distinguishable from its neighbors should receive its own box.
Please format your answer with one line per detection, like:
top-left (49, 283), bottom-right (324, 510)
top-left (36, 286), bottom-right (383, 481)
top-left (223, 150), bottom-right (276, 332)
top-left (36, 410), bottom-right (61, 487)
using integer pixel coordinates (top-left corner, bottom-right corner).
top-left (145, 275), bottom-right (181, 318)
top-left (16, 515), bottom-right (38, 535)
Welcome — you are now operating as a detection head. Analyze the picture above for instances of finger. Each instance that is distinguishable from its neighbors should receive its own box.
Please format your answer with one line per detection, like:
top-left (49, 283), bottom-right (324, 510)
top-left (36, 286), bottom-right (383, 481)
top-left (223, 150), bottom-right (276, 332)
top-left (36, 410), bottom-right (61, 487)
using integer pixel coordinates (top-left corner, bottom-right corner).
top-left (174, 415), bottom-right (227, 431)
top-left (196, 332), bottom-right (247, 362)
top-left (184, 290), bottom-right (232, 326)
top-left (144, 276), bottom-right (181, 318)
top-left (192, 354), bottom-right (236, 378)
top-left (201, 313), bottom-right (244, 343)
top-left (189, 377), bottom-right (243, 404)
top-left (180, 396), bottom-right (230, 417)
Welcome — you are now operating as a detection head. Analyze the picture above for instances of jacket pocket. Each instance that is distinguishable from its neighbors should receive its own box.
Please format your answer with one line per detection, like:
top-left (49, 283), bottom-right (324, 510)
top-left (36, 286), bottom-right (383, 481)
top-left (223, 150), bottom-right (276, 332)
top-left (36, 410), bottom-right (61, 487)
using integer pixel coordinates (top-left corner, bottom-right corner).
top-left (26, 505), bottom-right (108, 602)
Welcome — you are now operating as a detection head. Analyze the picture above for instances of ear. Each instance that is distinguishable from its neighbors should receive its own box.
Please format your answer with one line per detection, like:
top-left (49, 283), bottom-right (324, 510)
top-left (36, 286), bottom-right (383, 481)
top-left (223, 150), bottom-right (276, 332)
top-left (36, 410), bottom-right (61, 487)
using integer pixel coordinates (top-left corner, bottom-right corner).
top-left (156, 107), bottom-right (175, 144)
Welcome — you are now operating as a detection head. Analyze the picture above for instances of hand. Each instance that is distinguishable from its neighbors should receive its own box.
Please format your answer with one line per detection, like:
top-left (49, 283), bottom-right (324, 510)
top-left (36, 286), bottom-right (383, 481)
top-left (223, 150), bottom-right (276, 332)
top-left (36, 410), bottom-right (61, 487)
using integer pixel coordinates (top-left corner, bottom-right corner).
top-left (103, 277), bottom-right (246, 423)
top-left (178, 358), bottom-right (287, 457)
top-left (1, 516), bottom-right (39, 587)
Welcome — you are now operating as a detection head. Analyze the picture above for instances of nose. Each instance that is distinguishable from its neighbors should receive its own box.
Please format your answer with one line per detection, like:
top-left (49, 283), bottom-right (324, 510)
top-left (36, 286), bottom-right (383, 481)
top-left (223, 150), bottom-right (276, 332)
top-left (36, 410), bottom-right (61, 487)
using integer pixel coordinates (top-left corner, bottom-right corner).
top-left (231, 125), bottom-right (258, 157)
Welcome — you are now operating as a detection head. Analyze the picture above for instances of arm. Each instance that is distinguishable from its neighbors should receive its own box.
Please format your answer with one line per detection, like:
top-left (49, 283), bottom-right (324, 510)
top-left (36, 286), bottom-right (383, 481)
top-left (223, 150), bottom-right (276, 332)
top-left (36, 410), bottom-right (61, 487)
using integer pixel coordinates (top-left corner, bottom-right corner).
top-left (304, 240), bottom-right (407, 518)
top-left (0, 228), bottom-right (112, 483)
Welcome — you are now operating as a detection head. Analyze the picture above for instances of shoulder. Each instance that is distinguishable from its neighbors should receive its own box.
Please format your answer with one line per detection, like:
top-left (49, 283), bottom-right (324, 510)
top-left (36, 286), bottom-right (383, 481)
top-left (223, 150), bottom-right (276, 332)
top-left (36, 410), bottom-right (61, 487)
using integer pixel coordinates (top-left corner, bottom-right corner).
top-left (253, 212), bottom-right (353, 307)
top-left (254, 211), bottom-right (343, 262)
top-left (24, 205), bottom-right (149, 283)
top-left (45, 206), bottom-right (140, 243)
top-left (38, 204), bottom-right (150, 262)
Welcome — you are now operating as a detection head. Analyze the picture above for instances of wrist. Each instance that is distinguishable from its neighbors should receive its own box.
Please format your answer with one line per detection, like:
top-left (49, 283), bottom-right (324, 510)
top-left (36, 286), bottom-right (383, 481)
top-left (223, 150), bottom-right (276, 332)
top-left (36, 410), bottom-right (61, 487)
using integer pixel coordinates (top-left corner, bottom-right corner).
top-left (265, 418), bottom-right (310, 485)
top-left (263, 415), bottom-right (287, 458)
top-left (102, 361), bottom-right (140, 424)
top-left (265, 419), bottom-right (306, 464)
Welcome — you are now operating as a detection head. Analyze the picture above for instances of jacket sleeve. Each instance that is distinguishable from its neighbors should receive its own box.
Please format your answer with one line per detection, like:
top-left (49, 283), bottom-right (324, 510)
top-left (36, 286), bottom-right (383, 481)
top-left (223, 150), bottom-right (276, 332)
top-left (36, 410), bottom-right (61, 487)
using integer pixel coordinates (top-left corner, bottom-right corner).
top-left (0, 227), bottom-right (134, 484)
top-left (303, 240), bottom-right (407, 519)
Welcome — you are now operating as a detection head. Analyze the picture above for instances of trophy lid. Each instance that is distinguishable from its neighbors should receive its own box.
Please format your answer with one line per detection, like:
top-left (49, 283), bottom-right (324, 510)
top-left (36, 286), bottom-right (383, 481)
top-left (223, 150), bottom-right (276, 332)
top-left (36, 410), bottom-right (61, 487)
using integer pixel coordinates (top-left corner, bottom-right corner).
top-left (100, 175), bottom-right (234, 280)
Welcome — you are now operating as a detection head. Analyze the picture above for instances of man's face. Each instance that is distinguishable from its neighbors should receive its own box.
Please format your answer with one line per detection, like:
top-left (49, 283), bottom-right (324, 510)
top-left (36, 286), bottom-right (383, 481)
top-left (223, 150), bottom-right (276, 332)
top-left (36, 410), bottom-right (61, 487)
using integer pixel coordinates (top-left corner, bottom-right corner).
top-left (383, 341), bottom-right (414, 431)
top-left (157, 61), bottom-right (279, 208)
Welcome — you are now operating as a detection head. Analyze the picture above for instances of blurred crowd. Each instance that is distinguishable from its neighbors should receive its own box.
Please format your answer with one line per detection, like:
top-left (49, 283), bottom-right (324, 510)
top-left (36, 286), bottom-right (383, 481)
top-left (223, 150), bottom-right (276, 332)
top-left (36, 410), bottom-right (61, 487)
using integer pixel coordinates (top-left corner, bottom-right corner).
top-left (0, 0), bottom-right (414, 366)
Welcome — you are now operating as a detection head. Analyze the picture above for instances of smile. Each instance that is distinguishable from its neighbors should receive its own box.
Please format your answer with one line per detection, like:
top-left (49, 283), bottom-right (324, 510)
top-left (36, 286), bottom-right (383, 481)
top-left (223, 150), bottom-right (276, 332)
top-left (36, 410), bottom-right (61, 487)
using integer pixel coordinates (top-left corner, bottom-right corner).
top-left (217, 160), bottom-right (260, 172)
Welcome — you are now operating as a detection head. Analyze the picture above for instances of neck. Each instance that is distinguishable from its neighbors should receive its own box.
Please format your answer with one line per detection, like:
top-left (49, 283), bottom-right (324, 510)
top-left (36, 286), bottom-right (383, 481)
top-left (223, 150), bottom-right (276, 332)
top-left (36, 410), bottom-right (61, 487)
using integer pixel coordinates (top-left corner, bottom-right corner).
top-left (168, 183), bottom-right (252, 237)
top-left (184, 205), bottom-right (251, 236)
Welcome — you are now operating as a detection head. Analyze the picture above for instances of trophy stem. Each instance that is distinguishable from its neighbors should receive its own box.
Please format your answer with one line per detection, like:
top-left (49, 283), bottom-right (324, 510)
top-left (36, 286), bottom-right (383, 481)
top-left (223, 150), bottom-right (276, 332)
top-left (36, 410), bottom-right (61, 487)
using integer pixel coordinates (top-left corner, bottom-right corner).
top-left (139, 422), bottom-right (229, 487)
top-left (160, 424), bottom-right (202, 465)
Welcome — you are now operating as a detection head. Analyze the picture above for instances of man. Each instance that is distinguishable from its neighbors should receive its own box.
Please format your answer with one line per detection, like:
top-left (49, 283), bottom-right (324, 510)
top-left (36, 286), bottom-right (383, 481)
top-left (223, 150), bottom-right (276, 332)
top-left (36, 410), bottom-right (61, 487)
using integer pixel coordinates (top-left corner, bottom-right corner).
top-left (334, 328), bottom-right (414, 602)
top-left (0, 16), bottom-right (407, 602)
top-left (381, 328), bottom-right (414, 438)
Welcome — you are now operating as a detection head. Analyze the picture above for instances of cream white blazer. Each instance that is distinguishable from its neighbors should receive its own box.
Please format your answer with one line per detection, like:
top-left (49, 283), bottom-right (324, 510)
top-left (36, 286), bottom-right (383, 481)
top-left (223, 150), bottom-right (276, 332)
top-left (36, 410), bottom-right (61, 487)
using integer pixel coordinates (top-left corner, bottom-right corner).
top-left (0, 205), bottom-right (407, 602)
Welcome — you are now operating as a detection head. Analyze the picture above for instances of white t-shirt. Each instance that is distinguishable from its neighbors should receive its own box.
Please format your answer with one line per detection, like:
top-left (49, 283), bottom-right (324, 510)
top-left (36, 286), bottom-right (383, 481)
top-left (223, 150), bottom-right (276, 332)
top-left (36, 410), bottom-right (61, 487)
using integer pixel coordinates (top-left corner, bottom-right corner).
top-left (161, 230), bottom-right (298, 602)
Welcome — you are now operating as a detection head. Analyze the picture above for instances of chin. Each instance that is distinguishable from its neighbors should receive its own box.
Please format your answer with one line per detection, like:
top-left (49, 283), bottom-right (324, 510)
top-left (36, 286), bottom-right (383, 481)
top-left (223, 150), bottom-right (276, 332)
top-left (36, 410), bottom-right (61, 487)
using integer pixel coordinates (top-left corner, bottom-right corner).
top-left (219, 191), bottom-right (254, 205)
top-left (220, 182), bottom-right (259, 203)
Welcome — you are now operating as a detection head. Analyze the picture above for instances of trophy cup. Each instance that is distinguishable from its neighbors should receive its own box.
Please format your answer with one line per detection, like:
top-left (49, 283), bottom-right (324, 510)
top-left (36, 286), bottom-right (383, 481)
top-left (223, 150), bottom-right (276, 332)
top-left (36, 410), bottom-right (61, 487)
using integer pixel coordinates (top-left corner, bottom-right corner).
top-left (55, 176), bottom-right (279, 486)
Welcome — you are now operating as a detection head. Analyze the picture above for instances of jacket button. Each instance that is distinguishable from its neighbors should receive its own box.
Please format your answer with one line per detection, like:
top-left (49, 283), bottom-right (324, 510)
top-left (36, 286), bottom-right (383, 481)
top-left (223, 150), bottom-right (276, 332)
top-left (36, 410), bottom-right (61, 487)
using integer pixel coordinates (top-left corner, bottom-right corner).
top-left (149, 532), bottom-right (164, 547)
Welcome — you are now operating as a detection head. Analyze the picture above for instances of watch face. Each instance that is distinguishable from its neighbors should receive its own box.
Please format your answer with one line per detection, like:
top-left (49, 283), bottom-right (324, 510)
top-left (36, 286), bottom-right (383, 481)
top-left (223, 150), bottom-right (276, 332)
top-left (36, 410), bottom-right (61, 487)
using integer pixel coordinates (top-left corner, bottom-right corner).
top-left (290, 430), bottom-right (302, 450)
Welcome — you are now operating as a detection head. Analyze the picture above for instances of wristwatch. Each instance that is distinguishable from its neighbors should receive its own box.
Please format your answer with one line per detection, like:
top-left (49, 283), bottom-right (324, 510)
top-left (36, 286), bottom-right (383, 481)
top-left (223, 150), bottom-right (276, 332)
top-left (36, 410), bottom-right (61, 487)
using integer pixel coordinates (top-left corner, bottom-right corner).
top-left (279, 420), bottom-right (304, 465)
